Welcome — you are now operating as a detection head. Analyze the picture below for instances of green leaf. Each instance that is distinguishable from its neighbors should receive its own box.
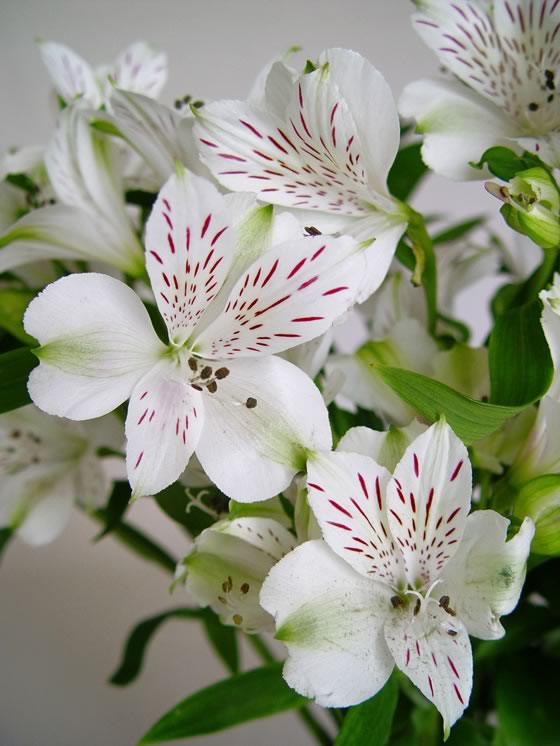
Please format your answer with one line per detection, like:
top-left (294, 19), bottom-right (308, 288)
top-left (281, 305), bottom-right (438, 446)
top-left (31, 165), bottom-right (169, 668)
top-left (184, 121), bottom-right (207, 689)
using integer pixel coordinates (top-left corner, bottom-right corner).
top-left (432, 216), bottom-right (486, 245)
top-left (0, 289), bottom-right (37, 344)
top-left (0, 347), bottom-right (37, 413)
top-left (377, 367), bottom-right (522, 444)
top-left (334, 673), bottom-right (398, 746)
top-left (110, 608), bottom-right (203, 686)
top-left (139, 663), bottom-right (308, 743)
top-left (125, 189), bottom-right (158, 209)
top-left (496, 653), bottom-right (560, 746)
top-left (488, 301), bottom-right (553, 406)
top-left (94, 481), bottom-right (131, 540)
top-left (471, 146), bottom-right (542, 181)
top-left (0, 527), bottom-right (13, 563)
top-left (5, 172), bottom-right (38, 194)
top-left (387, 142), bottom-right (428, 201)
top-left (199, 608), bottom-right (239, 674)
top-left (110, 607), bottom-right (238, 687)
top-left (89, 508), bottom-right (176, 575)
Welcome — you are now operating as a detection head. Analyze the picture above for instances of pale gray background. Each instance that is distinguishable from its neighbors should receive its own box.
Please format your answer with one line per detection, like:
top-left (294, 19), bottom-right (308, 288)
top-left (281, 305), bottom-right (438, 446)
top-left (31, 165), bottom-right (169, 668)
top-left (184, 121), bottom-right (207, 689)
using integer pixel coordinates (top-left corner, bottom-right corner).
top-left (0, 1), bottom-right (497, 745)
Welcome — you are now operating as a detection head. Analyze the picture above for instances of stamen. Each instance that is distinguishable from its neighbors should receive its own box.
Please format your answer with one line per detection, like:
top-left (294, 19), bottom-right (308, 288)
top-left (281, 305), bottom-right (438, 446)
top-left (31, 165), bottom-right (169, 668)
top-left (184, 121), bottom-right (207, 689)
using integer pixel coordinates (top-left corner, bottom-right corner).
top-left (246, 397), bottom-right (257, 409)
top-left (214, 367), bottom-right (230, 379)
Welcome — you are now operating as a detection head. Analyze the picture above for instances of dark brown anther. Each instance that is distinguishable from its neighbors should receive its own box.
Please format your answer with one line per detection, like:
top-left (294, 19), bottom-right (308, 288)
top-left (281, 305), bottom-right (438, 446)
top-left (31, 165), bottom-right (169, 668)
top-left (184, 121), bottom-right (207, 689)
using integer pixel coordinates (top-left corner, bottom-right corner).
top-left (304, 225), bottom-right (322, 236)
top-left (390, 595), bottom-right (402, 609)
top-left (200, 366), bottom-right (213, 379)
top-left (439, 595), bottom-right (456, 616)
top-left (528, 102), bottom-right (539, 111)
top-left (188, 357), bottom-right (198, 371)
top-left (233, 614), bottom-right (243, 625)
top-left (191, 384), bottom-right (203, 392)
top-left (206, 381), bottom-right (218, 394)
top-left (215, 367), bottom-right (230, 379)
top-left (413, 597), bottom-right (421, 616)
top-left (240, 582), bottom-right (250, 594)
top-left (245, 397), bottom-right (257, 409)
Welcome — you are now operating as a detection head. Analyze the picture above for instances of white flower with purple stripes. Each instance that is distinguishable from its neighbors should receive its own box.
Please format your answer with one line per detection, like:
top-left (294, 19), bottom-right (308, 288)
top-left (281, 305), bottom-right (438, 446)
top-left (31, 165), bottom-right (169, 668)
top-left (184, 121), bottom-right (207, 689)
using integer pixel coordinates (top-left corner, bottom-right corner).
top-left (261, 420), bottom-right (534, 736)
top-left (192, 48), bottom-right (409, 302)
top-left (23, 166), bottom-right (367, 502)
top-left (400, 0), bottom-right (560, 179)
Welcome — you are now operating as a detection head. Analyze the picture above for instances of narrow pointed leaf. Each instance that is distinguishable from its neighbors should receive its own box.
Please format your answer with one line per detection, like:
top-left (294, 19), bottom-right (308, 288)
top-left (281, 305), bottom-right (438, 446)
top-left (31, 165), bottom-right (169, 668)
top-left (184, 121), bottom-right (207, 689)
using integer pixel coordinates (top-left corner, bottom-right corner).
top-left (387, 142), bottom-right (427, 201)
top-left (0, 528), bottom-right (13, 564)
top-left (94, 481), bottom-right (131, 540)
top-left (0, 347), bottom-right (38, 413)
top-left (110, 607), bottom-right (238, 687)
top-left (334, 673), bottom-right (398, 746)
top-left (139, 664), bottom-right (308, 743)
top-left (0, 289), bottom-right (37, 344)
top-left (432, 217), bottom-right (486, 245)
top-left (377, 367), bottom-right (521, 444)
top-left (489, 300), bottom-right (553, 406)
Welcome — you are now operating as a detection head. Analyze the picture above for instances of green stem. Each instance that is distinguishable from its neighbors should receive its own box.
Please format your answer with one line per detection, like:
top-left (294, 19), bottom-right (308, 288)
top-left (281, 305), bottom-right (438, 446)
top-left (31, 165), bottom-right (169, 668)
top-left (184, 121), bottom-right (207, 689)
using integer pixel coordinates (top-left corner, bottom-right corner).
top-left (406, 209), bottom-right (438, 336)
top-left (248, 634), bottom-right (333, 746)
top-left (87, 508), bottom-right (177, 575)
top-left (520, 245), bottom-right (557, 302)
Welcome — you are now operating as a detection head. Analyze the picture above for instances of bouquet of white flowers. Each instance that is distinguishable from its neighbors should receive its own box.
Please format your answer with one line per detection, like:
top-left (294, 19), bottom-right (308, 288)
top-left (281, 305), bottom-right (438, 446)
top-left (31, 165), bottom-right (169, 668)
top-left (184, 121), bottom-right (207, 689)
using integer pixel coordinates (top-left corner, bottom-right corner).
top-left (2, 2), bottom-right (560, 743)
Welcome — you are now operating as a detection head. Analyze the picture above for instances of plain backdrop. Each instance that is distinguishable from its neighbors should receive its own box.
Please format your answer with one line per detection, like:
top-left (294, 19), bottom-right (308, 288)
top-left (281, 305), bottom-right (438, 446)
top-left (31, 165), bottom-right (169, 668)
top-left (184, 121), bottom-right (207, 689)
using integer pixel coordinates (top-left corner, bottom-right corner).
top-left (0, 1), bottom-right (501, 745)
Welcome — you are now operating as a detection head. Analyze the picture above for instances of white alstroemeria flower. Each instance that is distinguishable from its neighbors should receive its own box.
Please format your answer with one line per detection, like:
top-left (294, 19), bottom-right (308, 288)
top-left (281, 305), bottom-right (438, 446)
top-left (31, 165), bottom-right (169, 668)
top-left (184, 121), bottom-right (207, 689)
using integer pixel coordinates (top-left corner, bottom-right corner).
top-left (193, 48), bottom-right (410, 302)
top-left (24, 167), bottom-right (366, 502)
top-left (39, 39), bottom-right (167, 109)
top-left (177, 516), bottom-right (296, 633)
top-left (0, 405), bottom-right (121, 545)
top-left (541, 273), bottom-right (560, 399)
top-left (107, 88), bottom-right (213, 190)
top-left (327, 319), bottom-right (438, 425)
top-left (509, 396), bottom-right (560, 486)
top-left (0, 106), bottom-right (144, 276)
top-left (400, 0), bottom-right (560, 179)
top-left (261, 421), bottom-right (534, 735)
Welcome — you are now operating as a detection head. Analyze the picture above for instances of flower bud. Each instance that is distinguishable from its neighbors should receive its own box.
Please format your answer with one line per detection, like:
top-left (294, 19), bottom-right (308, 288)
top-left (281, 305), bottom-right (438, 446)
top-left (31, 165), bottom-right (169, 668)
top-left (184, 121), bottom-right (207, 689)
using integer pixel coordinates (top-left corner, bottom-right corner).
top-left (486, 167), bottom-right (560, 249)
top-left (514, 474), bottom-right (560, 555)
top-left (175, 517), bottom-right (296, 633)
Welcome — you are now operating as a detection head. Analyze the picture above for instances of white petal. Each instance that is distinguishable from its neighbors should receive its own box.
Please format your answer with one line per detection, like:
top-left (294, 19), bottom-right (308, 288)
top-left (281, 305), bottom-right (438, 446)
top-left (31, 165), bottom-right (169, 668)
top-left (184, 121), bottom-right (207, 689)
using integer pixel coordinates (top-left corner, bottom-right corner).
top-left (349, 217), bottom-right (408, 302)
top-left (195, 356), bottom-right (331, 502)
top-left (0, 465), bottom-right (75, 546)
top-left (385, 603), bottom-right (472, 738)
top-left (337, 421), bottom-right (428, 472)
top-left (540, 278), bottom-right (560, 400)
top-left (38, 40), bottom-right (101, 106)
top-left (144, 167), bottom-right (235, 346)
top-left (399, 78), bottom-right (516, 180)
top-left (195, 58), bottom-right (390, 215)
top-left (411, 0), bottom-right (560, 156)
top-left (0, 205), bottom-right (141, 274)
top-left (248, 59), bottom-right (298, 116)
top-left (17, 472), bottom-right (75, 546)
top-left (194, 234), bottom-right (365, 358)
top-left (260, 540), bottom-right (394, 707)
top-left (510, 395), bottom-right (560, 484)
top-left (307, 451), bottom-right (406, 587)
top-left (24, 273), bottom-right (165, 420)
top-left (319, 49), bottom-right (400, 196)
top-left (74, 451), bottom-right (113, 510)
top-left (125, 358), bottom-right (205, 498)
top-left (45, 106), bottom-right (144, 273)
top-left (280, 330), bottom-right (332, 379)
top-left (109, 90), bottom-right (204, 185)
top-left (439, 512), bottom-right (534, 640)
top-left (109, 41), bottom-right (167, 99)
top-left (387, 420), bottom-right (472, 588)
top-left (185, 517), bottom-right (295, 633)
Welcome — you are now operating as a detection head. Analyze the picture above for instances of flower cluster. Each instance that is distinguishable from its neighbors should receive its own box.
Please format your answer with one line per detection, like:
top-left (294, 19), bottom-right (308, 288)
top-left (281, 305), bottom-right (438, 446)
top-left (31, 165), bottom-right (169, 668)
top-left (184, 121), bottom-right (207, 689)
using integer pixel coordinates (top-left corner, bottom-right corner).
top-left (2, 3), bottom-right (560, 743)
